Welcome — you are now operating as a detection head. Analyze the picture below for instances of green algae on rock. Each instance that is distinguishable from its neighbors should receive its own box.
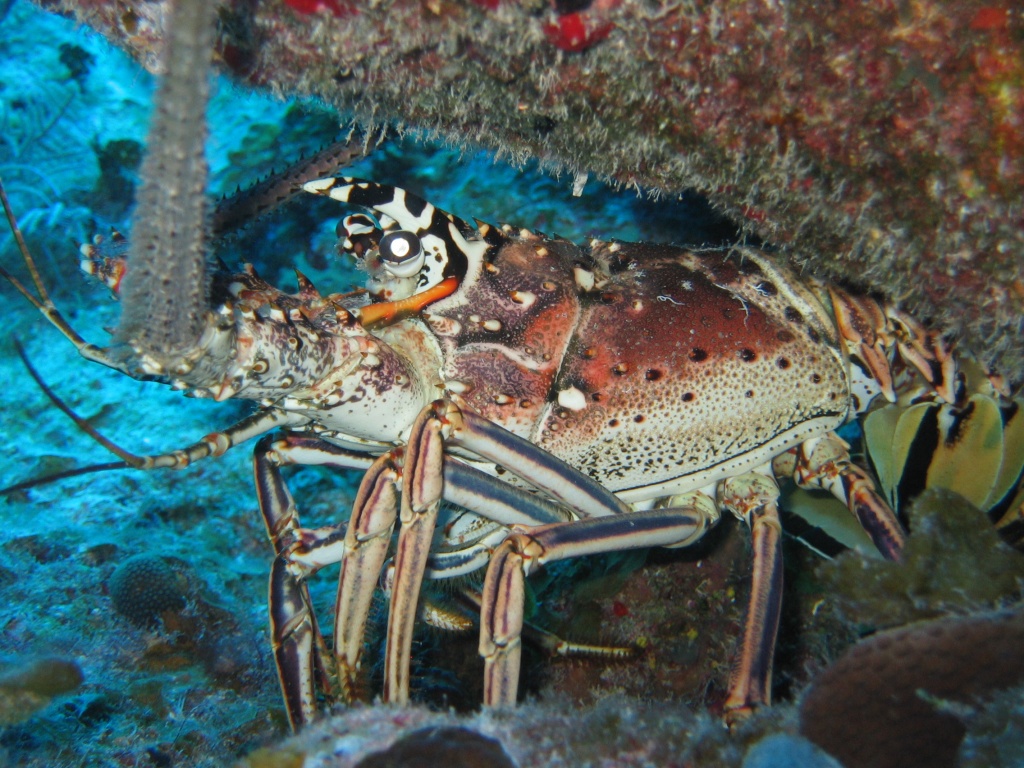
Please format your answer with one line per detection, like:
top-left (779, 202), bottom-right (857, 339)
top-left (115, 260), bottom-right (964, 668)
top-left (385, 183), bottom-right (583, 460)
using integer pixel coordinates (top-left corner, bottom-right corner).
top-left (819, 488), bottom-right (1024, 629)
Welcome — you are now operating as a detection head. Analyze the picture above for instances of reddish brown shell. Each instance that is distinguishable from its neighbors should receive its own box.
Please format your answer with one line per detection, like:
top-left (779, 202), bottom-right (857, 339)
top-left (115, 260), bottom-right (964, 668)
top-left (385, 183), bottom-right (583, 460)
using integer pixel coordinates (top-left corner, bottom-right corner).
top-left (427, 233), bottom-right (851, 497)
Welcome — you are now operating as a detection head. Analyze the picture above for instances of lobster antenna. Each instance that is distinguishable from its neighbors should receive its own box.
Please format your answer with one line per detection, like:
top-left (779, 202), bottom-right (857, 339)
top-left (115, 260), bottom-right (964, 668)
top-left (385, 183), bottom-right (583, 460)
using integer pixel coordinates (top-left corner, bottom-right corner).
top-left (12, 338), bottom-right (145, 466)
top-left (0, 340), bottom-right (136, 495)
top-left (211, 134), bottom-right (375, 238)
top-left (7, 337), bottom-right (145, 472)
top-left (0, 461), bottom-right (129, 497)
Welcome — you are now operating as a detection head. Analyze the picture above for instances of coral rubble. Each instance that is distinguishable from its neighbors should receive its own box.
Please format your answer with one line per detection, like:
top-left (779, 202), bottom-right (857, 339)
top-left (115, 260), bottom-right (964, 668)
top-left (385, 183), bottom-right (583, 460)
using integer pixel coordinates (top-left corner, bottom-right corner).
top-left (241, 696), bottom-right (795, 768)
top-left (0, 657), bottom-right (83, 726)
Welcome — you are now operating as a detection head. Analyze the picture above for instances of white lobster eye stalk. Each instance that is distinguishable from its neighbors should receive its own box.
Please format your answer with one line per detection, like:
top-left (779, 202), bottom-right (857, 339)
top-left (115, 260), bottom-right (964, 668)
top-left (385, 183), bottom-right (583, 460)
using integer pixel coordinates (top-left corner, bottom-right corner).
top-left (379, 230), bottom-right (425, 278)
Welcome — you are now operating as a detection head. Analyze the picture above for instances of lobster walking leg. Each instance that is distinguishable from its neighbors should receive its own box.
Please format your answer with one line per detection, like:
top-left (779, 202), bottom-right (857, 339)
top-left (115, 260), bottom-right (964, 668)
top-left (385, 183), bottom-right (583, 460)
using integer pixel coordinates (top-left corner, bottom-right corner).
top-left (254, 436), bottom-right (343, 730)
top-left (255, 435), bottom-right (388, 728)
top-left (263, 401), bottom-right (604, 712)
top-left (384, 405), bottom-right (445, 703)
top-left (777, 432), bottom-right (906, 560)
top-left (718, 470), bottom-right (785, 722)
top-left (480, 505), bottom-right (716, 706)
top-left (369, 399), bottom-right (636, 704)
top-left (333, 454), bottom-right (402, 701)
top-left (444, 405), bottom-right (632, 518)
top-left (379, 402), bottom-right (612, 703)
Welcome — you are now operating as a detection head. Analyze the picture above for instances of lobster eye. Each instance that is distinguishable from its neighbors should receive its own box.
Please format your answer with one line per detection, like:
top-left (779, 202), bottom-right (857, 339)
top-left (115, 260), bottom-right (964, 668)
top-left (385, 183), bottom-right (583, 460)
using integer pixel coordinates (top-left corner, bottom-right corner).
top-left (378, 230), bottom-right (425, 278)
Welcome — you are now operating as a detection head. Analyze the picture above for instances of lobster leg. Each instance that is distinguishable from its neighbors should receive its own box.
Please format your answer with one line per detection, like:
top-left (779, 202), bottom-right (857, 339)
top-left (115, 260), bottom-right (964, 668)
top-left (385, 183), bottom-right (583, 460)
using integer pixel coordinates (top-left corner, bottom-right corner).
top-left (718, 469), bottom-right (785, 723)
top-left (377, 399), bottom-right (637, 704)
top-left (383, 404), bottom-right (445, 703)
top-left (778, 432), bottom-right (906, 560)
top-left (480, 503), bottom-right (716, 706)
top-left (329, 453), bottom-right (401, 702)
top-left (341, 452), bottom-right (586, 703)
top-left (257, 415), bottom-right (588, 722)
top-left (479, 466), bottom-right (788, 718)
top-left (444, 403), bottom-right (632, 518)
top-left (255, 434), bottom-right (388, 729)
top-left (254, 435), bottom-right (345, 730)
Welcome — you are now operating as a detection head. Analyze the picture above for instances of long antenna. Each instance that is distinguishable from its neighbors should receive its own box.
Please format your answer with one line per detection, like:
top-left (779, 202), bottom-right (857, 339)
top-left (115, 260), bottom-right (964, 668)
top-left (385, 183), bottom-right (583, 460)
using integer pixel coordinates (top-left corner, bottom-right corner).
top-left (13, 338), bottom-right (148, 467)
top-left (0, 340), bottom-right (142, 496)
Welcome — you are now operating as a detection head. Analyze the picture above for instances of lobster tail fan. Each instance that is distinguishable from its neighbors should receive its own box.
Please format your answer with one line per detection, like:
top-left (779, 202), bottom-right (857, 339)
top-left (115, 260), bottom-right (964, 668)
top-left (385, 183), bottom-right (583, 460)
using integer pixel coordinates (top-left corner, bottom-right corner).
top-left (115, 0), bottom-right (217, 376)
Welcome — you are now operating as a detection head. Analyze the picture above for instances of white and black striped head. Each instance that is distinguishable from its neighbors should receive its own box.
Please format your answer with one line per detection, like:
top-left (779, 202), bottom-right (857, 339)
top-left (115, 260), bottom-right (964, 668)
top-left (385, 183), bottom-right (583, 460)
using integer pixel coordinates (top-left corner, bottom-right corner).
top-left (305, 177), bottom-right (508, 303)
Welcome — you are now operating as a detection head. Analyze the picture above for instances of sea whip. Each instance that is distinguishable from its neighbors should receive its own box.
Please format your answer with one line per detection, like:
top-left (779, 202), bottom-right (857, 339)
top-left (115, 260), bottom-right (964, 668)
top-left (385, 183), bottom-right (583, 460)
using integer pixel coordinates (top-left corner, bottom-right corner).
top-left (115, 0), bottom-right (217, 375)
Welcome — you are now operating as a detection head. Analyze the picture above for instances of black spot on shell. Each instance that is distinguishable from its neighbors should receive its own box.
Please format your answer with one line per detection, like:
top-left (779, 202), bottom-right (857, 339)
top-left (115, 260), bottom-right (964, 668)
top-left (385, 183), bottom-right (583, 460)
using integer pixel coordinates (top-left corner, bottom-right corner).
top-left (739, 348), bottom-right (757, 362)
top-left (777, 330), bottom-right (795, 343)
top-left (634, 415), bottom-right (645, 423)
top-left (777, 357), bottom-right (791, 370)
top-left (757, 281), bottom-right (777, 296)
top-left (807, 327), bottom-right (821, 344)
top-left (689, 348), bottom-right (708, 362)
top-left (682, 392), bottom-right (695, 402)
top-left (784, 306), bottom-right (804, 323)
top-left (645, 369), bottom-right (663, 381)
top-left (608, 418), bottom-right (620, 427)
top-left (811, 373), bottom-right (822, 384)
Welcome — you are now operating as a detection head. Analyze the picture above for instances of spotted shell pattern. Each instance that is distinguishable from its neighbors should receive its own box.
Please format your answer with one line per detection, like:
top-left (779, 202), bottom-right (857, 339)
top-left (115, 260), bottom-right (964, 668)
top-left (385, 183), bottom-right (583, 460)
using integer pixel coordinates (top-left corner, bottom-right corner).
top-left (307, 178), bottom-right (857, 503)
top-left (429, 236), bottom-right (851, 498)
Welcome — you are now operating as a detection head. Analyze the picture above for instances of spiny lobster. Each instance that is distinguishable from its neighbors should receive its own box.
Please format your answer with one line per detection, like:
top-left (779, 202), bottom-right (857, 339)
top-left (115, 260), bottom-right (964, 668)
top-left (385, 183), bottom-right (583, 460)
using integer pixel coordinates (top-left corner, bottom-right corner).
top-left (0, 172), bottom-right (968, 731)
